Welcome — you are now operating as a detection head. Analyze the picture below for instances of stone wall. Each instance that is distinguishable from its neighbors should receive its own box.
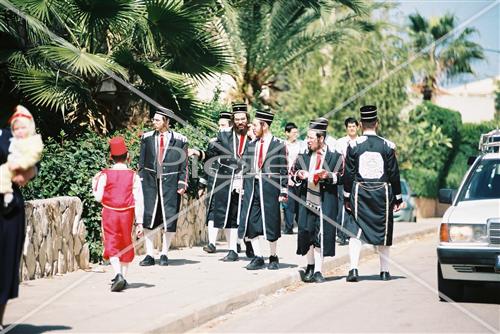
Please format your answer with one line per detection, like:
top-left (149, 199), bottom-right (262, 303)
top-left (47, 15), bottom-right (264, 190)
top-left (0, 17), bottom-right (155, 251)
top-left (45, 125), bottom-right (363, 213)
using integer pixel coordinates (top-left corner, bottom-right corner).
top-left (21, 196), bottom-right (89, 281)
top-left (22, 194), bottom-right (215, 281)
top-left (135, 195), bottom-right (212, 254)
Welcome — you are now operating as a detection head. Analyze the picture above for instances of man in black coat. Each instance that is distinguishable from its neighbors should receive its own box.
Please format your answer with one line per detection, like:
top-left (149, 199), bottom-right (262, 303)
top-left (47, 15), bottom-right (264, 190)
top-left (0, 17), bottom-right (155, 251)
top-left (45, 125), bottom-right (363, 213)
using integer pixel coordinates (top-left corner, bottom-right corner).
top-left (138, 108), bottom-right (188, 267)
top-left (292, 119), bottom-right (343, 283)
top-left (343, 105), bottom-right (403, 282)
top-left (238, 109), bottom-right (288, 270)
top-left (189, 103), bottom-right (253, 261)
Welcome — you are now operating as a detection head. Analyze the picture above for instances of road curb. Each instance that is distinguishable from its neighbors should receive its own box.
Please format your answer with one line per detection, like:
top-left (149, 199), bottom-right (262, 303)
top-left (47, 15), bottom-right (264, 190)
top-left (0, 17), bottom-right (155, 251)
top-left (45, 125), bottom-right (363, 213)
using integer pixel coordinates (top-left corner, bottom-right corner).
top-left (148, 225), bottom-right (437, 333)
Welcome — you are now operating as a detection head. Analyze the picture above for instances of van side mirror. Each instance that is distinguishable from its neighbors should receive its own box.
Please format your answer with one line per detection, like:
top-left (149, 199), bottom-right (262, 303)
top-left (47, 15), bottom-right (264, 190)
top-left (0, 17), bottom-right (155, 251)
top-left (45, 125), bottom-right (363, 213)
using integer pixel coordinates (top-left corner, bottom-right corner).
top-left (467, 156), bottom-right (477, 166)
top-left (438, 188), bottom-right (457, 204)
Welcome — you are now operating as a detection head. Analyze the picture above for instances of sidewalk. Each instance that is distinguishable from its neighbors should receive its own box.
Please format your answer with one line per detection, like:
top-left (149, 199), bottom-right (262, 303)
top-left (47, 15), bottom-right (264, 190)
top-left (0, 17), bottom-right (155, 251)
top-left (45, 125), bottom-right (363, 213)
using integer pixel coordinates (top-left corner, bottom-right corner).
top-left (5, 219), bottom-right (440, 334)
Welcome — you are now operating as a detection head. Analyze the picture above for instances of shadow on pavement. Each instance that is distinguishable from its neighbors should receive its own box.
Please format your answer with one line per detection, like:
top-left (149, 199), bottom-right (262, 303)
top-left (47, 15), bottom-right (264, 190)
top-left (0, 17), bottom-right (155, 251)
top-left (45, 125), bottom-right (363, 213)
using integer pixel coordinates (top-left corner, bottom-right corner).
top-left (352, 274), bottom-right (407, 281)
top-left (164, 259), bottom-right (200, 266)
top-left (126, 282), bottom-right (155, 289)
top-left (4, 324), bottom-right (71, 334)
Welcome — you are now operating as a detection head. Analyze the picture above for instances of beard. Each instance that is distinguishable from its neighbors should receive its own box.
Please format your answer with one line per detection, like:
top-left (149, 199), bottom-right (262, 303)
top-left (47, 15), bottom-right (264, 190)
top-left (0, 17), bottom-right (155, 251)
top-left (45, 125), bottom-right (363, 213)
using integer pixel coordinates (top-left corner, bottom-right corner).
top-left (234, 124), bottom-right (247, 135)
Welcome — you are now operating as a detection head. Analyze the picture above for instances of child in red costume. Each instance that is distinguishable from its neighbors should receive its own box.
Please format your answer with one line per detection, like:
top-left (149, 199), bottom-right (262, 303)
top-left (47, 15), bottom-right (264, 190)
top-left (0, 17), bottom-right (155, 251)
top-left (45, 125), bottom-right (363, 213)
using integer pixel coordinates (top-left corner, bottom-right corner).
top-left (92, 137), bottom-right (144, 292)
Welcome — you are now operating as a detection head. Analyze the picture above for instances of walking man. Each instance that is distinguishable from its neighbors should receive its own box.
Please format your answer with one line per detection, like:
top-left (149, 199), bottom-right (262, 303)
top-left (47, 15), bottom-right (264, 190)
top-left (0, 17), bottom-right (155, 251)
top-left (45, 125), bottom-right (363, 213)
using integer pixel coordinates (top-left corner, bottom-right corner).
top-left (189, 103), bottom-right (253, 261)
top-left (283, 122), bottom-right (306, 234)
top-left (239, 108), bottom-right (288, 270)
top-left (335, 117), bottom-right (359, 245)
top-left (343, 105), bottom-right (403, 282)
top-left (138, 108), bottom-right (188, 266)
top-left (292, 119), bottom-right (343, 283)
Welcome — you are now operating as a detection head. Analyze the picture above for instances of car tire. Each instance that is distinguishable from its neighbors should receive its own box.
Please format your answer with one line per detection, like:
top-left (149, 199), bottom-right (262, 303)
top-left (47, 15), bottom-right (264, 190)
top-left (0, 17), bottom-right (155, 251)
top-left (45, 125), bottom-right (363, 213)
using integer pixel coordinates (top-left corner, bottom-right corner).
top-left (437, 263), bottom-right (464, 302)
top-left (411, 214), bottom-right (417, 223)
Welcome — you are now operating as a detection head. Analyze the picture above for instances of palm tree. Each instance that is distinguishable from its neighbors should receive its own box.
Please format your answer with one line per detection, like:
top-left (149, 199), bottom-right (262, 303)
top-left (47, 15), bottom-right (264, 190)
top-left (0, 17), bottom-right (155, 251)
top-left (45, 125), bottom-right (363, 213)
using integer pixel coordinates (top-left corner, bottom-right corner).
top-left (407, 12), bottom-right (484, 101)
top-left (216, 0), bottom-right (369, 106)
top-left (0, 0), bottom-right (232, 133)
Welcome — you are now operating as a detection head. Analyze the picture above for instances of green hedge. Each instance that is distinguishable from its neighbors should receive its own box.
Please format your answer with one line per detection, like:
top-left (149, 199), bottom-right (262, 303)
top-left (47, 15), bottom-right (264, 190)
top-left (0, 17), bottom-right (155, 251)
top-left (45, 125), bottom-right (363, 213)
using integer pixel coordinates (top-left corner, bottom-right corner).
top-left (445, 121), bottom-right (499, 188)
top-left (403, 102), bottom-right (462, 197)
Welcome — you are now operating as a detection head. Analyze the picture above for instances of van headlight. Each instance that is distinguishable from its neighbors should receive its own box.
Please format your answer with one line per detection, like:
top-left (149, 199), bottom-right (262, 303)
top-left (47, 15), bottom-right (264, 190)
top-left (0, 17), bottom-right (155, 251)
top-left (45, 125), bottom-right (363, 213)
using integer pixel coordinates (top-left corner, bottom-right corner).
top-left (441, 224), bottom-right (488, 243)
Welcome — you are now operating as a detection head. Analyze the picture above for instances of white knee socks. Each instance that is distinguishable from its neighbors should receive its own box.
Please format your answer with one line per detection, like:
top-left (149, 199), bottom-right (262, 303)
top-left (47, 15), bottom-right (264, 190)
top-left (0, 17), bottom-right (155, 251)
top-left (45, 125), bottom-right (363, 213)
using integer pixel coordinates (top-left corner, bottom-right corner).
top-left (109, 257), bottom-right (121, 275)
top-left (121, 263), bottom-right (129, 278)
top-left (145, 234), bottom-right (155, 257)
top-left (269, 240), bottom-right (277, 257)
top-left (208, 220), bottom-right (218, 245)
top-left (349, 238), bottom-right (362, 270)
top-left (250, 237), bottom-right (263, 257)
top-left (227, 228), bottom-right (238, 252)
top-left (377, 245), bottom-right (390, 272)
top-left (314, 247), bottom-right (323, 273)
top-left (161, 231), bottom-right (175, 256)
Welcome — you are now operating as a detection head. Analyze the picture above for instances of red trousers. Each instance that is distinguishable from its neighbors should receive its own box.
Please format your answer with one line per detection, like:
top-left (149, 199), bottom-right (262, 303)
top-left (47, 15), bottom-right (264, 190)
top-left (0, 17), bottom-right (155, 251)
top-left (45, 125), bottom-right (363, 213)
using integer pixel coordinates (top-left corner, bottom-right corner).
top-left (102, 207), bottom-right (135, 263)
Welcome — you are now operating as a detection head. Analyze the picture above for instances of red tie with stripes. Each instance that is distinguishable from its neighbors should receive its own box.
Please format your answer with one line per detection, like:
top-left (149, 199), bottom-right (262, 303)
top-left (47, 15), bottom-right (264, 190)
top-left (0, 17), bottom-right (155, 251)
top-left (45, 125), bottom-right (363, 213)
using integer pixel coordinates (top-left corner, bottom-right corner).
top-left (258, 138), bottom-right (264, 169)
top-left (159, 133), bottom-right (165, 164)
top-left (238, 134), bottom-right (245, 157)
top-left (313, 150), bottom-right (322, 185)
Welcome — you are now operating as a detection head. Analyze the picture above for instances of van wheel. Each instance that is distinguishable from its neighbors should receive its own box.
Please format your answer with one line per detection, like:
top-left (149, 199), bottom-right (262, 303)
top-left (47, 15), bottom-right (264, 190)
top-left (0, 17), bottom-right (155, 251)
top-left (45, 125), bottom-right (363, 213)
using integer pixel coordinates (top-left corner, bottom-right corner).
top-left (438, 263), bottom-right (464, 302)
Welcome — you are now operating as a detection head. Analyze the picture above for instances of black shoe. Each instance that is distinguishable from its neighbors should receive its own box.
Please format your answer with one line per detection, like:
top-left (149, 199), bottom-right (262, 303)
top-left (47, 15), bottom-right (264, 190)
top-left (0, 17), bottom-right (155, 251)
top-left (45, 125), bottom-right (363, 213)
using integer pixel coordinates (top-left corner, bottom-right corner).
top-left (244, 241), bottom-right (254, 258)
top-left (303, 264), bottom-right (315, 282)
top-left (245, 256), bottom-right (265, 270)
top-left (312, 272), bottom-right (326, 283)
top-left (139, 255), bottom-right (155, 266)
top-left (380, 271), bottom-right (391, 281)
top-left (203, 243), bottom-right (216, 254)
top-left (346, 268), bottom-right (359, 282)
top-left (283, 229), bottom-right (294, 235)
top-left (222, 250), bottom-right (239, 262)
top-left (159, 255), bottom-right (168, 266)
top-left (111, 274), bottom-right (126, 292)
top-left (237, 243), bottom-right (242, 253)
top-left (267, 255), bottom-right (279, 270)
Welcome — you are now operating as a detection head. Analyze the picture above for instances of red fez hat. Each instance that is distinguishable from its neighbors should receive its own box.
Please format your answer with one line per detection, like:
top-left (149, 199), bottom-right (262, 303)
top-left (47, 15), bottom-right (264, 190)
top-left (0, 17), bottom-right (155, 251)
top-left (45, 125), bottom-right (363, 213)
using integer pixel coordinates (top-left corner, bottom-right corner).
top-left (109, 136), bottom-right (128, 156)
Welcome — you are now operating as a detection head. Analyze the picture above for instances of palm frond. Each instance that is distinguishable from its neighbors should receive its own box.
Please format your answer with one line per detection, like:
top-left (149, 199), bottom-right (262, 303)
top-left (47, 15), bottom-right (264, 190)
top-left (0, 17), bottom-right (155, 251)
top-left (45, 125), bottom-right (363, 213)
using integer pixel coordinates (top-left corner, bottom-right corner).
top-left (33, 45), bottom-right (129, 78)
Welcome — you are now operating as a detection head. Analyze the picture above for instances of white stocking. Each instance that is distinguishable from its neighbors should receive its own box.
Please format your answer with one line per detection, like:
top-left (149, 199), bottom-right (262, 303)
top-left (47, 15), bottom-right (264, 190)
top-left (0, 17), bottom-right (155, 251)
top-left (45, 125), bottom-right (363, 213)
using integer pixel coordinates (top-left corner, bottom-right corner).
top-left (121, 263), bottom-right (129, 278)
top-left (109, 257), bottom-right (121, 276)
top-left (378, 245), bottom-right (390, 272)
top-left (161, 231), bottom-right (175, 256)
top-left (349, 238), bottom-right (362, 270)
top-left (208, 220), bottom-right (218, 245)
top-left (314, 247), bottom-right (323, 273)
top-left (250, 237), bottom-right (263, 257)
top-left (145, 234), bottom-right (155, 257)
top-left (269, 240), bottom-right (277, 257)
top-left (228, 228), bottom-right (238, 252)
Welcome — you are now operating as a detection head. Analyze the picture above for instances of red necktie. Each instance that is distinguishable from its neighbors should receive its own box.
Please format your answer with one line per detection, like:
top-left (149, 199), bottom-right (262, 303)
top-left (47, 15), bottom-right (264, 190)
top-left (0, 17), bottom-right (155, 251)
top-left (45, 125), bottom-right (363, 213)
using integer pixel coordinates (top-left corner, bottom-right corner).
top-left (238, 134), bottom-right (245, 157)
top-left (313, 151), bottom-right (322, 185)
top-left (258, 138), bottom-right (264, 169)
top-left (159, 133), bottom-right (165, 164)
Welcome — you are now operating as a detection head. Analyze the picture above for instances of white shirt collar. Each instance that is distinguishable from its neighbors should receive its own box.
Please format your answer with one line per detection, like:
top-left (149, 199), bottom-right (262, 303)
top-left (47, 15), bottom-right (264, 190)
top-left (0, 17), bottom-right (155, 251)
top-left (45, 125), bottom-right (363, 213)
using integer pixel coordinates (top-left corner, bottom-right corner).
top-left (363, 130), bottom-right (376, 135)
top-left (112, 162), bottom-right (128, 170)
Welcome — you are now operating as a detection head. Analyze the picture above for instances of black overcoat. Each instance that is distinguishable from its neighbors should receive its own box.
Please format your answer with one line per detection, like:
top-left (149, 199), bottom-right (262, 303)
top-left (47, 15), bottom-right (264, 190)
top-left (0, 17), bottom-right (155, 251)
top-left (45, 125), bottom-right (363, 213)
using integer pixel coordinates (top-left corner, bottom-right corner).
top-left (292, 148), bottom-right (343, 257)
top-left (138, 130), bottom-right (188, 231)
top-left (238, 136), bottom-right (288, 242)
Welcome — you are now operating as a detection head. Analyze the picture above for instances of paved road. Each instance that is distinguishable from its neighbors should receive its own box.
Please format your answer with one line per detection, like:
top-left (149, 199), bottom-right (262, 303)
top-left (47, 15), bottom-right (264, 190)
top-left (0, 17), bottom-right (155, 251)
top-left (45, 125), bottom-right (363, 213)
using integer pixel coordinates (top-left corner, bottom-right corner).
top-left (191, 235), bottom-right (500, 333)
